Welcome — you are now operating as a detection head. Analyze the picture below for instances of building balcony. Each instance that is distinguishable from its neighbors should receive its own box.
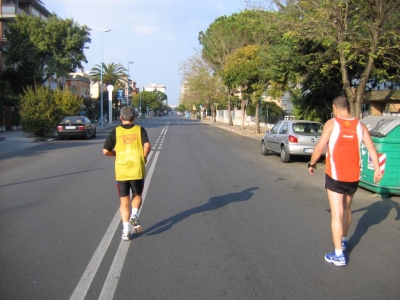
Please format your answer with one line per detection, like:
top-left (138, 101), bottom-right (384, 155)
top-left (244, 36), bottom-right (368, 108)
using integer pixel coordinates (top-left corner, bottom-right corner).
top-left (1, 5), bottom-right (22, 18)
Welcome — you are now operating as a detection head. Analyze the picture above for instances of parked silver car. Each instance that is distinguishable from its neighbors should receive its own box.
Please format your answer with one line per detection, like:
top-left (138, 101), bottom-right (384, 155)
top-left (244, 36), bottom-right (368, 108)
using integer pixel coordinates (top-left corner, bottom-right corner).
top-left (261, 120), bottom-right (325, 163)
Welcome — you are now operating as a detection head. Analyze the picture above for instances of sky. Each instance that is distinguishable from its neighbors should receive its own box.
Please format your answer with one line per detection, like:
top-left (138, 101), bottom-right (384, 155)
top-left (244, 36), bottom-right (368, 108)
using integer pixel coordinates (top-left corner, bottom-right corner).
top-left (42, 0), bottom-right (249, 106)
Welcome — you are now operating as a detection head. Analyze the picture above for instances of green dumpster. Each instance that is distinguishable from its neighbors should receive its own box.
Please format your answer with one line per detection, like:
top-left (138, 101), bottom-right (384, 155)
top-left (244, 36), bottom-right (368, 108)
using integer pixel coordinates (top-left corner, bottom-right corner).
top-left (359, 117), bottom-right (400, 195)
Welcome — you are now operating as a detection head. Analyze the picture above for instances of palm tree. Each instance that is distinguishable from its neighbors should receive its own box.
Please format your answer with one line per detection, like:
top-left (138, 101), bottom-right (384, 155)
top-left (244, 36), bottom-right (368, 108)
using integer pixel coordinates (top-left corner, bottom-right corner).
top-left (89, 62), bottom-right (127, 87)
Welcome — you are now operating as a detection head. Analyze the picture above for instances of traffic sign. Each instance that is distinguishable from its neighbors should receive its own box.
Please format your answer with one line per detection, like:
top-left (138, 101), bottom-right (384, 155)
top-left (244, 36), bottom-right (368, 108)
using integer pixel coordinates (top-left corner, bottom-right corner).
top-left (117, 89), bottom-right (124, 100)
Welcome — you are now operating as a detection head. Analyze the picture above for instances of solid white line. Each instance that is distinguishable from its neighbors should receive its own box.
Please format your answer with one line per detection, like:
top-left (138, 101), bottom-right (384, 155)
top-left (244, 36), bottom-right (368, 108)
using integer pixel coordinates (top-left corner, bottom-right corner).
top-left (69, 211), bottom-right (121, 300)
top-left (98, 151), bottom-right (160, 300)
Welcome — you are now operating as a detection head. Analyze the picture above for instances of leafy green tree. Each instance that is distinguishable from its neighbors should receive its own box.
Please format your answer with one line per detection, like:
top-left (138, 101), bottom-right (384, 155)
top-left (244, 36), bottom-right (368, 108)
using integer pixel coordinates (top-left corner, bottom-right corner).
top-left (199, 10), bottom-right (270, 125)
top-left (131, 91), bottom-right (164, 116)
top-left (247, 0), bottom-right (400, 119)
top-left (6, 14), bottom-right (91, 83)
top-left (222, 45), bottom-right (269, 132)
top-left (20, 86), bottom-right (82, 137)
top-left (179, 53), bottom-right (226, 121)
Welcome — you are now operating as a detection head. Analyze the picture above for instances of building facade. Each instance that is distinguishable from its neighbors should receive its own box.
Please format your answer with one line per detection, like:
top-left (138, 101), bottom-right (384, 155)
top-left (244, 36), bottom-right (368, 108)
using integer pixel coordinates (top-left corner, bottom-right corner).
top-left (0, 0), bottom-right (51, 71)
top-left (144, 83), bottom-right (166, 94)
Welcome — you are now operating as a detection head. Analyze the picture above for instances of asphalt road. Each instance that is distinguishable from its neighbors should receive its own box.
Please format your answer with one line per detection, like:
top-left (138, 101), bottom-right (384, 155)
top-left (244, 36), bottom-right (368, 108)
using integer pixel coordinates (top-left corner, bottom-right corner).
top-left (1, 114), bottom-right (399, 300)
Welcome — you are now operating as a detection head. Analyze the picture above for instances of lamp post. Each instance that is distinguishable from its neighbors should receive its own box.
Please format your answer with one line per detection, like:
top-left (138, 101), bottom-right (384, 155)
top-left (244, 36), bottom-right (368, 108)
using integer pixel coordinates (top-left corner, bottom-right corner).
top-left (100, 29), bottom-right (111, 125)
top-left (266, 104), bottom-right (270, 126)
top-left (126, 61), bottom-right (134, 106)
top-left (139, 74), bottom-right (145, 117)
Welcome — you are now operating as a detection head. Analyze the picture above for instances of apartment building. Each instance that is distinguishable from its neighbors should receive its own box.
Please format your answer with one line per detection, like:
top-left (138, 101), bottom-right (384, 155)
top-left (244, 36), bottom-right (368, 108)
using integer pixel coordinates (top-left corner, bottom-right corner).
top-left (0, 0), bottom-right (51, 71)
top-left (66, 72), bottom-right (91, 98)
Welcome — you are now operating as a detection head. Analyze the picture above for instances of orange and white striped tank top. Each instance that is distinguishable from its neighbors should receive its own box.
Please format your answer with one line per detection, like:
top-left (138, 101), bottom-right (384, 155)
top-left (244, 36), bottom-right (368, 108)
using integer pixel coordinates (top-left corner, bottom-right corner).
top-left (326, 117), bottom-right (363, 182)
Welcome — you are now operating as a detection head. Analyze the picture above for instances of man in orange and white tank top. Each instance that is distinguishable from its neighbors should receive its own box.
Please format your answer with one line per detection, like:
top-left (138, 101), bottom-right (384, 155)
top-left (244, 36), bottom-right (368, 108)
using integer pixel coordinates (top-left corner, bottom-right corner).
top-left (308, 95), bottom-right (383, 266)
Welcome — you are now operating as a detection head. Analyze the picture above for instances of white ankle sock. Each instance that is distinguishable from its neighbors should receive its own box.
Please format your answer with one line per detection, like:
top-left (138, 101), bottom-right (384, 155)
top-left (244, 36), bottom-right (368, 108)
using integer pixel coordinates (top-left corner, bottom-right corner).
top-left (131, 208), bottom-right (138, 216)
top-left (123, 222), bottom-right (130, 232)
top-left (335, 249), bottom-right (343, 256)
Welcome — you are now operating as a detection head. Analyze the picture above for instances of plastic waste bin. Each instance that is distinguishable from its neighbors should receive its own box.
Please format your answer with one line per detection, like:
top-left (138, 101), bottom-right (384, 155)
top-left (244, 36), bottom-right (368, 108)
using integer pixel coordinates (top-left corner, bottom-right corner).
top-left (359, 116), bottom-right (400, 195)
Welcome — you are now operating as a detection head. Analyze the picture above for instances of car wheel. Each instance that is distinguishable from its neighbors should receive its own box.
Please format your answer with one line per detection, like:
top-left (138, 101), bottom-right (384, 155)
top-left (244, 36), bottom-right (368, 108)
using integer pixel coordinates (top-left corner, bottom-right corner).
top-left (261, 141), bottom-right (270, 156)
top-left (280, 146), bottom-right (290, 163)
top-left (92, 128), bottom-right (96, 138)
top-left (84, 130), bottom-right (90, 140)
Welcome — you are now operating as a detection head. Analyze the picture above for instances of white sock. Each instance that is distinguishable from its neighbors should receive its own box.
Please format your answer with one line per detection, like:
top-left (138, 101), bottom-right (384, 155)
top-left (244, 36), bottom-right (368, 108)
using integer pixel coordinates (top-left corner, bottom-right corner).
top-left (131, 208), bottom-right (139, 216)
top-left (335, 249), bottom-right (343, 256)
top-left (342, 237), bottom-right (347, 242)
top-left (123, 222), bottom-right (130, 232)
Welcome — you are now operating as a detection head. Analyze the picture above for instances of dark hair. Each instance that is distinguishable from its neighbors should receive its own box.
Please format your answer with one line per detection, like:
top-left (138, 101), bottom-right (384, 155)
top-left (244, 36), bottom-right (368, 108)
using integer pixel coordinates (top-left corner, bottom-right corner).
top-left (332, 95), bottom-right (350, 111)
top-left (120, 106), bottom-right (136, 121)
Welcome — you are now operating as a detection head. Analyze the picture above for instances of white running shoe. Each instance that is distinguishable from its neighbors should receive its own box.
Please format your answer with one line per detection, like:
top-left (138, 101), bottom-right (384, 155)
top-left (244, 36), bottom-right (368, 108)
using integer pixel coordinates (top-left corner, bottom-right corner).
top-left (122, 230), bottom-right (131, 241)
top-left (130, 215), bottom-right (142, 234)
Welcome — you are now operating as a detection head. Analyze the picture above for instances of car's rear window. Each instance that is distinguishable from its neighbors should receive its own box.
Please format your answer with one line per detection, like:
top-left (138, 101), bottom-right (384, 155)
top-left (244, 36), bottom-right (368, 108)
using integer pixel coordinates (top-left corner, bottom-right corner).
top-left (292, 123), bottom-right (323, 135)
top-left (62, 117), bottom-right (84, 123)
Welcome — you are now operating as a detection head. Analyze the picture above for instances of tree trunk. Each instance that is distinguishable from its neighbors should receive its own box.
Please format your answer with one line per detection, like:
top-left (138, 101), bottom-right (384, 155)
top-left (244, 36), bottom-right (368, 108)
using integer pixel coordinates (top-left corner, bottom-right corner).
top-left (227, 89), bottom-right (233, 126)
top-left (255, 99), bottom-right (260, 134)
top-left (241, 99), bottom-right (246, 129)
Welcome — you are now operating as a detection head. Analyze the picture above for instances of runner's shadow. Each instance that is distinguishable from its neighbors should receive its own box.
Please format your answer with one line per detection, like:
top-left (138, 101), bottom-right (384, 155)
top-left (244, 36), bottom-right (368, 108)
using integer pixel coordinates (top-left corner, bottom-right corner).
top-left (348, 197), bottom-right (400, 255)
top-left (143, 187), bottom-right (259, 236)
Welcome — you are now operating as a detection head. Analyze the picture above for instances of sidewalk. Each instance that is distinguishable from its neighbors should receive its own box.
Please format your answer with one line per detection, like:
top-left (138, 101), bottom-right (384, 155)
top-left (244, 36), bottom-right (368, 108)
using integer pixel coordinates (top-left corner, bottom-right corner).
top-left (0, 129), bottom-right (44, 155)
top-left (201, 118), bottom-right (266, 140)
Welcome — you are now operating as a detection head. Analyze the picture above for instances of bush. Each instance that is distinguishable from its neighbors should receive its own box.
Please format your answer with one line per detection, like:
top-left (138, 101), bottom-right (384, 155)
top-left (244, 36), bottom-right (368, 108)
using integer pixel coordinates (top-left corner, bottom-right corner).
top-left (20, 86), bottom-right (82, 137)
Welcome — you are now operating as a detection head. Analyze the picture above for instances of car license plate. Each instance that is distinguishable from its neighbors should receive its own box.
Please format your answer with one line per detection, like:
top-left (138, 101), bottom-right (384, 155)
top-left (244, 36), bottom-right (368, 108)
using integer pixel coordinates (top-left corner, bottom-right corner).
top-left (303, 148), bottom-right (314, 153)
top-left (65, 126), bottom-right (76, 129)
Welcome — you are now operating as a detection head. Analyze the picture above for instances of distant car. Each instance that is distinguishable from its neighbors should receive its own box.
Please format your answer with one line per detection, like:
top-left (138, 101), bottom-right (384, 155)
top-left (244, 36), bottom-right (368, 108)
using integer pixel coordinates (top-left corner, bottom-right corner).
top-left (57, 116), bottom-right (96, 140)
top-left (261, 120), bottom-right (325, 163)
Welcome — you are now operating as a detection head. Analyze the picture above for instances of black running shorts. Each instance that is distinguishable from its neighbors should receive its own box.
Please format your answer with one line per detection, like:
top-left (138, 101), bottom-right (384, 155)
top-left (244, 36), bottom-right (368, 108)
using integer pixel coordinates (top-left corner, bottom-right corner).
top-left (116, 179), bottom-right (144, 197)
top-left (325, 174), bottom-right (359, 195)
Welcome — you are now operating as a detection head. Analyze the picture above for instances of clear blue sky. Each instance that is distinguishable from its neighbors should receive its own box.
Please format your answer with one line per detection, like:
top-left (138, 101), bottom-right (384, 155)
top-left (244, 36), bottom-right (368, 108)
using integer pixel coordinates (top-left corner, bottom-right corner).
top-left (43, 0), bottom-right (248, 106)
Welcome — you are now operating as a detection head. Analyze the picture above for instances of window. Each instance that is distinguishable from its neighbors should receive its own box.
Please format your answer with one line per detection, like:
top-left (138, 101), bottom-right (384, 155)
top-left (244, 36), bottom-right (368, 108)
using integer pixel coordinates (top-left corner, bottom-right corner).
top-left (292, 123), bottom-right (323, 135)
top-left (270, 122), bottom-right (282, 134)
top-left (279, 122), bottom-right (288, 134)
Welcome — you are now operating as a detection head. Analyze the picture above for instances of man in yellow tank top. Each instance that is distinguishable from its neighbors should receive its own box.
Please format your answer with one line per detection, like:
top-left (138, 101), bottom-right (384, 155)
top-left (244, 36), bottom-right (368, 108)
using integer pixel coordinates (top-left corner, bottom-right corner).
top-left (103, 106), bottom-right (151, 241)
top-left (308, 95), bottom-right (382, 266)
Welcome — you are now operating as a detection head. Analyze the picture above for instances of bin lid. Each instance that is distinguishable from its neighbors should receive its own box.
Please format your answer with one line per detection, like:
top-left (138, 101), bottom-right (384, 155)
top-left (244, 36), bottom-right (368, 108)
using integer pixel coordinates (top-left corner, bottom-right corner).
top-left (361, 116), bottom-right (400, 137)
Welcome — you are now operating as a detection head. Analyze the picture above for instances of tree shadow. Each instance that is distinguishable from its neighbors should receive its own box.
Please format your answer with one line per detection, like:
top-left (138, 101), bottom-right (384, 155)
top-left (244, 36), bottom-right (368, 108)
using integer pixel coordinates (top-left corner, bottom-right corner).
top-left (142, 187), bottom-right (259, 236)
top-left (348, 196), bottom-right (400, 255)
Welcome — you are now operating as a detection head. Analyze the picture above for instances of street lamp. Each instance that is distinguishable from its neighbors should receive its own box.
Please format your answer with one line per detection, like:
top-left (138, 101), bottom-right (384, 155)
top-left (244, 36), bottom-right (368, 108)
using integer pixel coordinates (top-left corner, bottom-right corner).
top-left (126, 61), bottom-right (134, 106)
top-left (100, 29), bottom-right (111, 125)
top-left (266, 104), bottom-right (270, 125)
top-left (139, 74), bottom-right (145, 117)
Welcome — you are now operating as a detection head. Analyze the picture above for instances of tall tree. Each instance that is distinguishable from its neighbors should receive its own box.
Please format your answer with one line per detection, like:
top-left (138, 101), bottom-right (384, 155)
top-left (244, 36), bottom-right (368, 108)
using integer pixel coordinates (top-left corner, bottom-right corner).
top-left (179, 53), bottom-right (226, 121)
top-left (6, 14), bottom-right (91, 84)
top-left (247, 0), bottom-right (400, 119)
top-left (89, 62), bottom-right (127, 86)
top-left (199, 10), bottom-right (271, 125)
top-left (222, 45), bottom-right (268, 132)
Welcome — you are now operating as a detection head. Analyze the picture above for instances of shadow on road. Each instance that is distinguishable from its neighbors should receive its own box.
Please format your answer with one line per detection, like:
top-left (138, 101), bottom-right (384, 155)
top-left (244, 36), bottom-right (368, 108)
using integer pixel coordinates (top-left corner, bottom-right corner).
top-left (143, 187), bottom-right (259, 236)
top-left (348, 197), bottom-right (400, 254)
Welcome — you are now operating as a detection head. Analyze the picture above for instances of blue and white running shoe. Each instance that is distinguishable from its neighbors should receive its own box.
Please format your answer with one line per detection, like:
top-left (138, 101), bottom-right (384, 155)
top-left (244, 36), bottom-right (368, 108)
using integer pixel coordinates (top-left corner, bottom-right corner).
top-left (325, 252), bottom-right (346, 266)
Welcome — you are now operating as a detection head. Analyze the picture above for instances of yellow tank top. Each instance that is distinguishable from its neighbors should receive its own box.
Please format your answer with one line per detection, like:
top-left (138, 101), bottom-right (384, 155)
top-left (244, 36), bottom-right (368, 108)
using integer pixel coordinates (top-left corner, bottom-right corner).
top-left (114, 125), bottom-right (145, 180)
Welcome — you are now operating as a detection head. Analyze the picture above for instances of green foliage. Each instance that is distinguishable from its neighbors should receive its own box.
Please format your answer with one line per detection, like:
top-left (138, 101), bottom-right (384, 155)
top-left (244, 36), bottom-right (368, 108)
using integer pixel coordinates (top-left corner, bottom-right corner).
top-left (246, 101), bottom-right (283, 118)
top-left (89, 62), bottom-right (127, 86)
top-left (6, 14), bottom-right (91, 84)
top-left (20, 86), bottom-right (82, 137)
